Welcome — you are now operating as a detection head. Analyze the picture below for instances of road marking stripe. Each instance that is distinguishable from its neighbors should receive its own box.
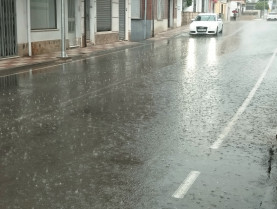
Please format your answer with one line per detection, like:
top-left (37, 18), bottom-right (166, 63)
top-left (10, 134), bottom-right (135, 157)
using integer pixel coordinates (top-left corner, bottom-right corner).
top-left (210, 48), bottom-right (277, 149)
top-left (172, 171), bottom-right (200, 199)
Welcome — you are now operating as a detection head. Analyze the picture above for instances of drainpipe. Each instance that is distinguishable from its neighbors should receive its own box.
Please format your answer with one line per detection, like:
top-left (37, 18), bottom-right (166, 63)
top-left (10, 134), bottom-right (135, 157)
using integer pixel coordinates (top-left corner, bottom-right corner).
top-left (61, 0), bottom-right (67, 57)
top-left (84, 0), bottom-right (87, 47)
top-left (27, 0), bottom-right (32, 56)
top-left (152, 0), bottom-right (154, 37)
top-left (144, 0), bottom-right (147, 39)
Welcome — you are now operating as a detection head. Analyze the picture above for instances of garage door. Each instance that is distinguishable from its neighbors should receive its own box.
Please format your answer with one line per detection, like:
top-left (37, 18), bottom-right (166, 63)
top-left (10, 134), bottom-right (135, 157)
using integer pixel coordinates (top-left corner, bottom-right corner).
top-left (0, 0), bottom-right (17, 58)
top-left (97, 0), bottom-right (111, 32)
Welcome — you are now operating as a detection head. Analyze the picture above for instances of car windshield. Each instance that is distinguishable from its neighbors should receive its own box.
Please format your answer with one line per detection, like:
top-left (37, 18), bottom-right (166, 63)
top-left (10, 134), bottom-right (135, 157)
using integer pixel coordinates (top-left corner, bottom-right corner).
top-left (195, 15), bottom-right (216, 21)
top-left (269, 12), bottom-right (277, 15)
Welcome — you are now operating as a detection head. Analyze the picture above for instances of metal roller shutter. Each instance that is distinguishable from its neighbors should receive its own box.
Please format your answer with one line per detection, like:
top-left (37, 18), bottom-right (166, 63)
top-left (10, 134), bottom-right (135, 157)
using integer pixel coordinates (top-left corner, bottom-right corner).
top-left (97, 0), bottom-right (111, 32)
top-left (119, 0), bottom-right (125, 40)
top-left (0, 0), bottom-right (17, 58)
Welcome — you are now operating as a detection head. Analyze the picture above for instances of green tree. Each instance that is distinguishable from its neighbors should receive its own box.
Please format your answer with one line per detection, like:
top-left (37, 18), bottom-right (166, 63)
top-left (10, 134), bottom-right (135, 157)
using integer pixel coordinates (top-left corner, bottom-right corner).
top-left (186, 0), bottom-right (192, 7)
top-left (183, 0), bottom-right (192, 8)
top-left (255, 1), bottom-right (269, 10)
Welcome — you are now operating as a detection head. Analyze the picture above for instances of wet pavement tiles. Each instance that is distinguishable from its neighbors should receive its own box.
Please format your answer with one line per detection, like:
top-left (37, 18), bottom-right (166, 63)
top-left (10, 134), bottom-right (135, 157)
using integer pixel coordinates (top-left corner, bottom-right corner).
top-left (0, 25), bottom-right (189, 72)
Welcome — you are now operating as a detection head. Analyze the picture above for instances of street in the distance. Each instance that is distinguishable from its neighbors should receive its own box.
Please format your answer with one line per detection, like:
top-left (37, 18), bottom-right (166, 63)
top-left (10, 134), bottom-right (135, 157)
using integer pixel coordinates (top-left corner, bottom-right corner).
top-left (1, 20), bottom-right (277, 209)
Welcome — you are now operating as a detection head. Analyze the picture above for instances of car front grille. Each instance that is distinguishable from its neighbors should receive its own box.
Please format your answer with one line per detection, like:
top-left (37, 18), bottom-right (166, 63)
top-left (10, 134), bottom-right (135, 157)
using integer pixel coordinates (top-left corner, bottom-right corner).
top-left (196, 26), bottom-right (207, 32)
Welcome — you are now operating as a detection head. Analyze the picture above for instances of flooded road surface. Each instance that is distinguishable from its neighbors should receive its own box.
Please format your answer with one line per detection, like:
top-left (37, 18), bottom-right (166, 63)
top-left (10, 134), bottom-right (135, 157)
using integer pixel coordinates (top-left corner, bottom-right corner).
top-left (1, 20), bottom-right (277, 209)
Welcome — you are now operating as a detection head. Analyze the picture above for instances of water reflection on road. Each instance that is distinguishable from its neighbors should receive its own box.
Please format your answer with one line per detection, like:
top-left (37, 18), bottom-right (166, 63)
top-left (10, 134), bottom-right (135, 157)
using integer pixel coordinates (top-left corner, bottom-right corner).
top-left (1, 20), bottom-right (277, 209)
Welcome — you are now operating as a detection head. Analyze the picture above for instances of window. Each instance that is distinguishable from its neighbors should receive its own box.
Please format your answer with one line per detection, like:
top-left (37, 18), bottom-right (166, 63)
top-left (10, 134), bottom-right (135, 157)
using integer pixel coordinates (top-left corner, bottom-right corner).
top-left (195, 15), bottom-right (216, 21)
top-left (131, 0), bottom-right (141, 19)
top-left (31, 0), bottom-right (57, 30)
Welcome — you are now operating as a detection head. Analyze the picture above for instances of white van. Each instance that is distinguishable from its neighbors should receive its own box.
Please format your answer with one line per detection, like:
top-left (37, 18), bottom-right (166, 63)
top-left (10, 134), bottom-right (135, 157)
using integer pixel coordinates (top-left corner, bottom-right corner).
top-left (267, 12), bottom-right (277, 21)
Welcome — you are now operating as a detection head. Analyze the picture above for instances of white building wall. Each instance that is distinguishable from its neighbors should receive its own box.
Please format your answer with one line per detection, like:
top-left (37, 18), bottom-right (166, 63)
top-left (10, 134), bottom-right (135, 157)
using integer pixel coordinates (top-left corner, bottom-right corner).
top-left (197, 0), bottom-right (202, 12)
top-left (16, 0), bottom-right (28, 44)
top-left (75, 0), bottom-right (82, 45)
top-left (81, 0), bottom-right (85, 41)
top-left (184, 0), bottom-right (209, 12)
top-left (154, 19), bottom-right (168, 34)
top-left (93, 0), bottom-right (97, 32)
top-left (177, 0), bottom-right (182, 27)
top-left (112, 0), bottom-right (119, 31)
top-left (126, 0), bottom-right (130, 40)
top-left (89, 0), bottom-right (96, 43)
top-left (184, 5), bottom-right (193, 12)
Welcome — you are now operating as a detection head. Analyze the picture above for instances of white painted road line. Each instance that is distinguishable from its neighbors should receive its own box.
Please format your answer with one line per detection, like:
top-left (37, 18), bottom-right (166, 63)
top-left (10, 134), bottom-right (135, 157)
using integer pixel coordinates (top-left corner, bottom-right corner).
top-left (172, 171), bottom-right (200, 199)
top-left (210, 48), bottom-right (277, 149)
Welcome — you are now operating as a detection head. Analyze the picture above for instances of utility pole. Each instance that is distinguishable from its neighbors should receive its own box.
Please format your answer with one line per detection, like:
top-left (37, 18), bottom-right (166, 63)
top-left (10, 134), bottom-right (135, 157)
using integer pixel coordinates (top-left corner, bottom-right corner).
top-left (84, 0), bottom-right (87, 47)
top-left (61, 0), bottom-right (68, 58)
top-left (144, 0), bottom-right (147, 39)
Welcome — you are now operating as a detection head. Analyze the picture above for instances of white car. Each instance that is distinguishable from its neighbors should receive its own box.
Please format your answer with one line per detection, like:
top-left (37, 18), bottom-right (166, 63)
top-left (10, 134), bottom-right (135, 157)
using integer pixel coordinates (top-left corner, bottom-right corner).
top-left (267, 12), bottom-right (277, 21)
top-left (189, 13), bottom-right (223, 35)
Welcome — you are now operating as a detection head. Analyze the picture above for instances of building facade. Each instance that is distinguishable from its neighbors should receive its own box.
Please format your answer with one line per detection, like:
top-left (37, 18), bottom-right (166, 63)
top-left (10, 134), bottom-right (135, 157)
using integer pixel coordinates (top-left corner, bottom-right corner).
top-left (130, 0), bottom-right (183, 41)
top-left (0, 0), bottom-right (132, 58)
top-left (1, 0), bottom-right (241, 59)
top-left (214, 0), bottom-right (228, 20)
top-left (183, 0), bottom-right (213, 12)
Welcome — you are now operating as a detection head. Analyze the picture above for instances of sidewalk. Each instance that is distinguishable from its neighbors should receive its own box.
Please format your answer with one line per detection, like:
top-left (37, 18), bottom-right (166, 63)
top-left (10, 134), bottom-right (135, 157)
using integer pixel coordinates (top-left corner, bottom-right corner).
top-left (0, 25), bottom-right (189, 74)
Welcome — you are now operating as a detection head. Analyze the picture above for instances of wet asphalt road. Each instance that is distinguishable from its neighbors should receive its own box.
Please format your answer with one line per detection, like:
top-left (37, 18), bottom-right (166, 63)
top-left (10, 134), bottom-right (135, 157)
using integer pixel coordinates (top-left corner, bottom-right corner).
top-left (1, 20), bottom-right (277, 209)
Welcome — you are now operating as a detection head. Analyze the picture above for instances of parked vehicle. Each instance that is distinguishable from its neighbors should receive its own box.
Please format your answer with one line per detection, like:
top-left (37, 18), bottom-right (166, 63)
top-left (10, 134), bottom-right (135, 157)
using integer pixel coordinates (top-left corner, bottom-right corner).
top-left (189, 13), bottom-right (223, 36)
top-left (267, 12), bottom-right (277, 21)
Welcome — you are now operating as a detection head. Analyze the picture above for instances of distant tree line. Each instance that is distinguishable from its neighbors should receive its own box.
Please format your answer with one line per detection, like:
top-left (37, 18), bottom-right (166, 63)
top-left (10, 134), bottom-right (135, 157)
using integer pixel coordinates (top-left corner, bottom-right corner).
top-left (255, 0), bottom-right (269, 10)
